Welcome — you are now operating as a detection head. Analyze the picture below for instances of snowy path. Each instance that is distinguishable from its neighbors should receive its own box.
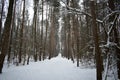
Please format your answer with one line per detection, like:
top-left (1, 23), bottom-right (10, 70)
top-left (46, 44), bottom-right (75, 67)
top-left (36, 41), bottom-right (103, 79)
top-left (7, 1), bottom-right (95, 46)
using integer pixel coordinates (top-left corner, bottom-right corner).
top-left (0, 54), bottom-right (96, 80)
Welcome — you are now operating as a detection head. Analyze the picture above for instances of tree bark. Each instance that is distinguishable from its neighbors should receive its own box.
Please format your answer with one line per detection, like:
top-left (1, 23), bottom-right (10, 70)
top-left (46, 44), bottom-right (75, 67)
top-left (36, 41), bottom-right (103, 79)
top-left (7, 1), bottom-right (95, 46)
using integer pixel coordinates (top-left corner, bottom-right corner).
top-left (0, 0), bottom-right (14, 73)
top-left (0, 0), bottom-right (4, 39)
top-left (7, 0), bottom-right (17, 63)
top-left (0, 0), bottom-right (5, 50)
top-left (90, 1), bottom-right (102, 80)
top-left (19, 0), bottom-right (25, 63)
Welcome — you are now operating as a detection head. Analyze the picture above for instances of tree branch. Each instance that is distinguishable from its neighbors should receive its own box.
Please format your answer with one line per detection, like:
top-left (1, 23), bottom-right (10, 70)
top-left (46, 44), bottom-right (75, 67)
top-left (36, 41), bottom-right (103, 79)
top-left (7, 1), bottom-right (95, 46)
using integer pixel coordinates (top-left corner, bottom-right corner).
top-left (61, 0), bottom-right (120, 23)
top-left (103, 11), bottom-right (120, 22)
top-left (108, 15), bottom-right (119, 35)
top-left (60, 0), bottom-right (103, 23)
top-left (60, 0), bottom-right (120, 39)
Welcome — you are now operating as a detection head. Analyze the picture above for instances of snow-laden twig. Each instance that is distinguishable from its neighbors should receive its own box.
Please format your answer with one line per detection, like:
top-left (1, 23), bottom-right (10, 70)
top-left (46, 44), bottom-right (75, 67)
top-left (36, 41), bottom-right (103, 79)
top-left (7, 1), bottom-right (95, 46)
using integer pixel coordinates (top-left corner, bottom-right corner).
top-left (103, 11), bottom-right (120, 22)
top-left (116, 45), bottom-right (120, 50)
top-left (100, 41), bottom-right (118, 49)
top-left (107, 15), bottom-right (119, 35)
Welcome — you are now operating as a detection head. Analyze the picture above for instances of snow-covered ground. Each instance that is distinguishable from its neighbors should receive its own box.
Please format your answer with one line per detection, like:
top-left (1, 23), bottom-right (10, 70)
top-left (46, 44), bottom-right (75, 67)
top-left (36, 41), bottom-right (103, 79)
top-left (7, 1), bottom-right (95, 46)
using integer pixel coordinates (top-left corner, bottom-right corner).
top-left (0, 54), bottom-right (96, 80)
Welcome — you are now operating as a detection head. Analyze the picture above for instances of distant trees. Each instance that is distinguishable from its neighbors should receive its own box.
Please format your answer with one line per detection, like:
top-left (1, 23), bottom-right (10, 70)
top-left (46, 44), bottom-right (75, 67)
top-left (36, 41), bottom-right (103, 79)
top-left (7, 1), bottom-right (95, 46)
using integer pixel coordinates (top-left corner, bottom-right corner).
top-left (0, 0), bottom-right (61, 70)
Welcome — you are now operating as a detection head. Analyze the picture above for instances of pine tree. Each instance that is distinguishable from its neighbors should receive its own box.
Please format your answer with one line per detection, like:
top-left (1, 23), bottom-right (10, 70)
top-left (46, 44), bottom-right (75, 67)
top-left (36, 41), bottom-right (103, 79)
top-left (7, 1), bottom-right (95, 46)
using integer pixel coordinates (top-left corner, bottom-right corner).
top-left (0, 0), bottom-right (14, 73)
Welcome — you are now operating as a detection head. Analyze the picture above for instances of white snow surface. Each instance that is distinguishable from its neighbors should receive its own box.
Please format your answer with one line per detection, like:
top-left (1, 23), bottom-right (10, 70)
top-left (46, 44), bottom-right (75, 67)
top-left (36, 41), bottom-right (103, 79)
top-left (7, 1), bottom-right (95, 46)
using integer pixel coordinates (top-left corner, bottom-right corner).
top-left (0, 54), bottom-right (96, 80)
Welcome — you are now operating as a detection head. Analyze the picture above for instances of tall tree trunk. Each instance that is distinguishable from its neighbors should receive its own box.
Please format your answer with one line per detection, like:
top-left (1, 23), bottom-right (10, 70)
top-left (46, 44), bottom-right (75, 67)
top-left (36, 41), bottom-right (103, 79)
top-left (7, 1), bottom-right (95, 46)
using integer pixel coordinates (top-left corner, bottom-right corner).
top-left (43, 4), bottom-right (48, 60)
top-left (0, 0), bottom-right (14, 73)
top-left (74, 17), bottom-right (80, 67)
top-left (41, 0), bottom-right (44, 60)
top-left (49, 7), bottom-right (56, 59)
top-left (33, 0), bottom-right (39, 62)
top-left (19, 0), bottom-right (25, 63)
top-left (0, 0), bottom-right (4, 39)
top-left (114, 20), bottom-right (120, 79)
top-left (90, 1), bottom-right (102, 80)
top-left (0, 0), bottom-right (5, 50)
top-left (63, 15), bottom-right (68, 57)
top-left (7, 0), bottom-right (17, 63)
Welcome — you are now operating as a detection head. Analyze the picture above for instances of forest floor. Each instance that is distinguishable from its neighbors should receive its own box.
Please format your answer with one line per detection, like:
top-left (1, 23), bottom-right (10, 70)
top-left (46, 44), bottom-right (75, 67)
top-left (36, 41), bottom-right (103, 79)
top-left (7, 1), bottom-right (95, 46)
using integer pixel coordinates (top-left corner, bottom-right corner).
top-left (0, 54), bottom-right (96, 80)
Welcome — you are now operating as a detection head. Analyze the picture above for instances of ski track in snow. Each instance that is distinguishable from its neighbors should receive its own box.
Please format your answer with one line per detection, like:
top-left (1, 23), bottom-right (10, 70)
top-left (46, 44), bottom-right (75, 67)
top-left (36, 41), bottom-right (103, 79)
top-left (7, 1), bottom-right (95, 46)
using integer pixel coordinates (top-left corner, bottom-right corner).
top-left (0, 54), bottom-right (96, 80)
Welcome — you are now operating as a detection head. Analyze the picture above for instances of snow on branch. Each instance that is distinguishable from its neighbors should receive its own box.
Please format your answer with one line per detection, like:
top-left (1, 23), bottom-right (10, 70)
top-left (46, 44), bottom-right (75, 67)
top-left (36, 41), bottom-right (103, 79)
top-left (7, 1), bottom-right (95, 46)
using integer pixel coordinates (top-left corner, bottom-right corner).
top-left (60, 0), bottom-right (120, 45)
top-left (103, 11), bottom-right (120, 22)
top-left (60, 0), bottom-right (120, 24)
top-left (107, 15), bottom-right (119, 35)
top-left (60, 0), bottom-right (103, 23)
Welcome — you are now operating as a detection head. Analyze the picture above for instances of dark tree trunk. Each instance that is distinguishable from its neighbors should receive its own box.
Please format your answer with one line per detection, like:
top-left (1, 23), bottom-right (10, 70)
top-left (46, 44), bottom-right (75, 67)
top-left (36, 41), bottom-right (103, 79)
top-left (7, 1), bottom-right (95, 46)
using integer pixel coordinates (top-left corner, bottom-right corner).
top-left (0, 0), bottom-right (4, 39)
top-left (0, 0), bottom-right (14, 73)
top-left (41, 0), bottom-right (44, 60)
top-left (90, 1), bottom-right (102, 80)
top-left (33, 0), bottom-right (39, 62)
top-left (19, 0), bottom-right (25, 63)
top-left (7, 0), bottom-right (17, 63)
top-left (0, 0), bottom-right (5, 50)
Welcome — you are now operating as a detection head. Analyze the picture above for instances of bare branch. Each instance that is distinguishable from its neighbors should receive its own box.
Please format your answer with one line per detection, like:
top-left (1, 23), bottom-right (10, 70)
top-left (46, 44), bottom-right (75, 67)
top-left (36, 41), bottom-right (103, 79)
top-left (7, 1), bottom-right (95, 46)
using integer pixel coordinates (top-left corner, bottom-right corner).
top-left (108, 15), bottom-right (119, 35)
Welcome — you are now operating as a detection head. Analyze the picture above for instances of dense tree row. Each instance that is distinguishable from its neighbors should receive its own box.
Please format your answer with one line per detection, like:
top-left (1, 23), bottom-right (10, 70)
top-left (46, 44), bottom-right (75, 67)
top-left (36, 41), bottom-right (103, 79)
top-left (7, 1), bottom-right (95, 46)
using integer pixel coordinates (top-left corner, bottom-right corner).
top-left (0, 0), bottom-right (58, 71)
